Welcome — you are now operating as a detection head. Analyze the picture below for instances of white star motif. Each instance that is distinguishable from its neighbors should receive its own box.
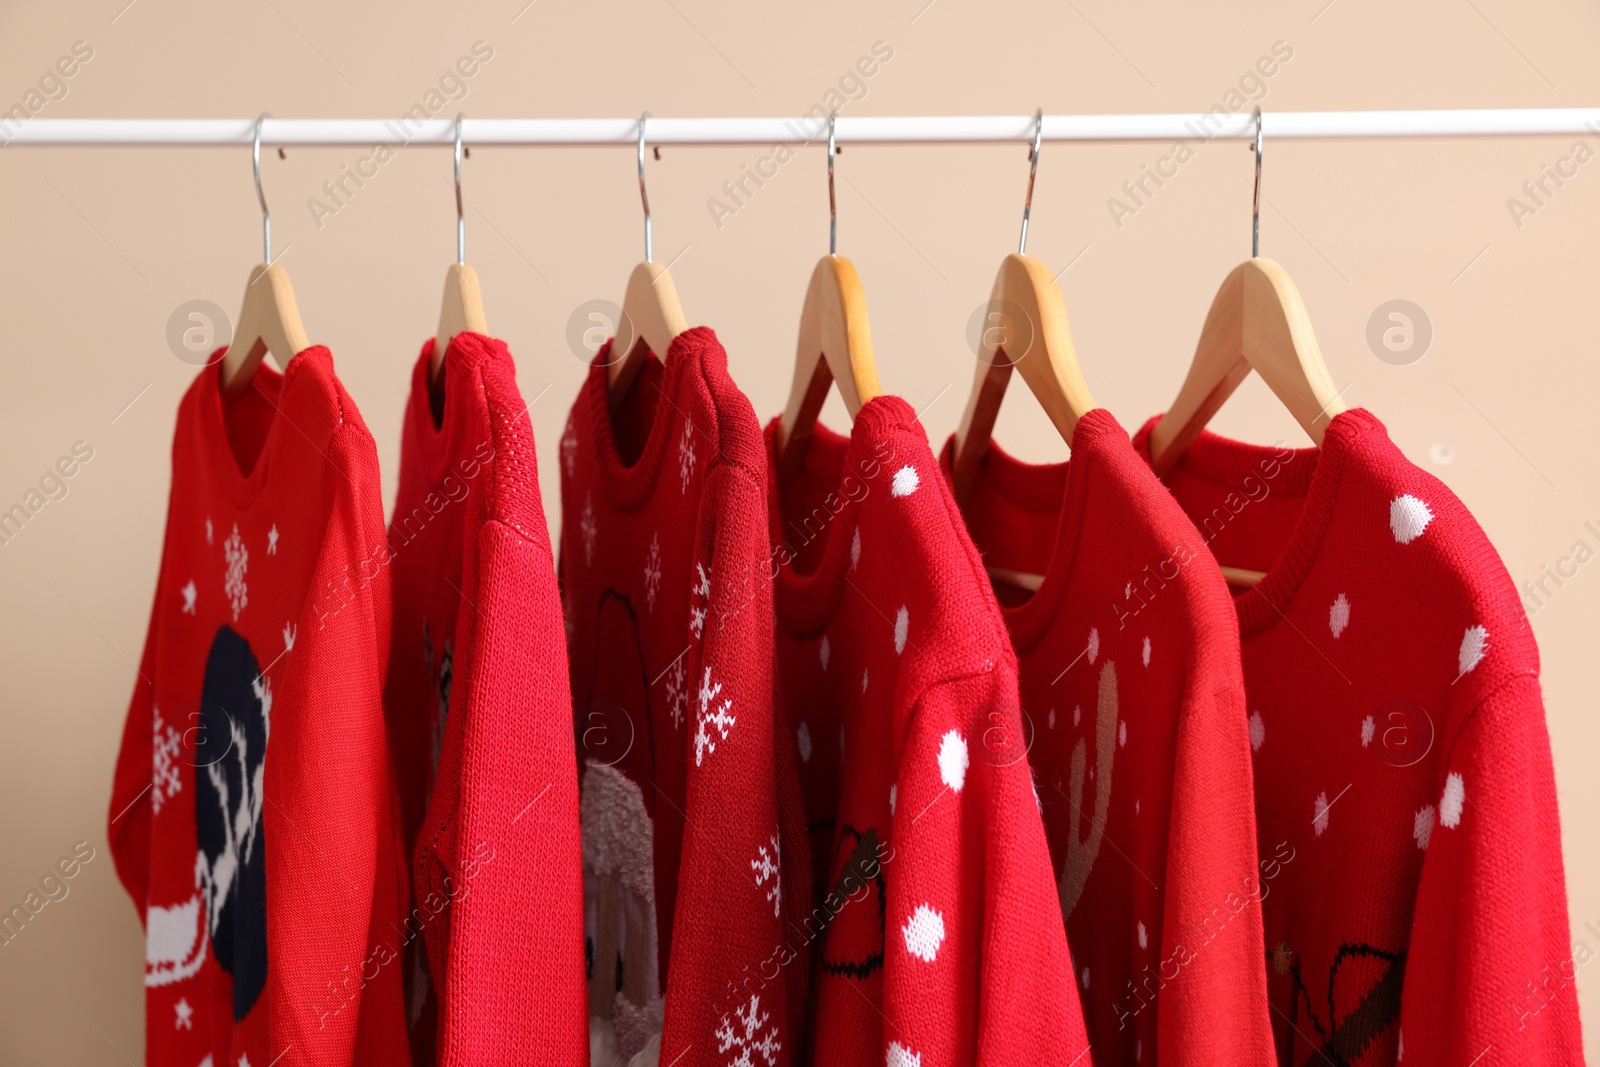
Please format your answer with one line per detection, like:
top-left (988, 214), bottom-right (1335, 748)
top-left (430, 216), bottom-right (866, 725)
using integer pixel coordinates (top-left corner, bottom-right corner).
top-left (266, 524), bottom-right (279, 555)
top-left (181, 580), bottom-right (197, 615)
top-left (174, 996), bottom-right (193, 1030)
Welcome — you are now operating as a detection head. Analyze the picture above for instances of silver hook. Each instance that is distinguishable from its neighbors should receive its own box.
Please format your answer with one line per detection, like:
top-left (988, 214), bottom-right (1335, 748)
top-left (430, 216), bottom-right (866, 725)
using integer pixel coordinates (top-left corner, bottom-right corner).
top-left (253, 113), bottom-right (272, 262)
top-left (1018, 109), bottom-right (1043, 256)
top-left (637, 111), bottom-right (653, 262)
top-left (454, 113), bottom-right (466, 265)
top-left (1251, 107), bottom-right (1263, 259)
top-left (827, 111), bottom-right (838, 255)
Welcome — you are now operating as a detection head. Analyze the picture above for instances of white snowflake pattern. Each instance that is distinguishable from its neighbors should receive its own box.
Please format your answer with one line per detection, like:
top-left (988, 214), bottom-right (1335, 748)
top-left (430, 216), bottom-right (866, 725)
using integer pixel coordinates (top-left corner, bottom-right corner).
top-left (663, 655), bottom-right (688, 730)
top-left (223, 524), bottom-right (249, 621)
top-left (678, 419), bottom-right (698, 494)
top-left (266, 524), bottom-right (279, 555)
top-left (561, 417), bottom-right (578, 477)
top-left (751, 832), bottom-right (781, 918)
top-left (173, 996), bottom-right (193, 1030)
top-left (715, 994), bottom-right (780, 1067)
top-left (693, 667), bottom-right (737, 766)
top-left (151, 706), bottom-right (183, 814)
top-left (689, 562), bottom-right (712, 639)
top-left (580, 493), bottom-right (597, 567)
top-left (644, 532), bottom-right (662, 613)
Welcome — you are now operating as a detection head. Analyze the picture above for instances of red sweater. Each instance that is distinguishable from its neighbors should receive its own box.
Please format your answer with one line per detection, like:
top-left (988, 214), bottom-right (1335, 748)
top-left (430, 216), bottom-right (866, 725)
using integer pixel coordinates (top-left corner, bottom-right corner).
top-left (940, 408), bottom-right (1273, 1066)
top-left (559, 328), bottom-right (811, 1067)
top-left (768, 398), bottom-right (1091, 1066)
top-left (383, 334), bottom-right (588, 1066)
top-left (1132, 408), bottom-right (1584, 1066)
top-left (107, 349), bottom-right (410, 1066)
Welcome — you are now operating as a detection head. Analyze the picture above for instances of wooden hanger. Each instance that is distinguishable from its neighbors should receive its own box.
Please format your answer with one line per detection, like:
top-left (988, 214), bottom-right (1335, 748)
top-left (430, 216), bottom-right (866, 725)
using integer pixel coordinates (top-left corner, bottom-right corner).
top-left (1147, 109), bottom-right (1347, 588)
top-left (434, 115), bottom-right (487, 377)
top-left (221, 115), bottom-right (309, 399)
top-left (608, 113), bottom-right (689, 409)
top-left (776, 116), bottom-right (882, 481)
top-left (952, 112), bottom-right (1096, 507)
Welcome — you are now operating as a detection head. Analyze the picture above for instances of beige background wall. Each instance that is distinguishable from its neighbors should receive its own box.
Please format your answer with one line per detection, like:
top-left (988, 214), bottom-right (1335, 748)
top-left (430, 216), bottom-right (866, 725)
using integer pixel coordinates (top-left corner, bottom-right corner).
top-left (2, 0), bottom-right (1596, 1060)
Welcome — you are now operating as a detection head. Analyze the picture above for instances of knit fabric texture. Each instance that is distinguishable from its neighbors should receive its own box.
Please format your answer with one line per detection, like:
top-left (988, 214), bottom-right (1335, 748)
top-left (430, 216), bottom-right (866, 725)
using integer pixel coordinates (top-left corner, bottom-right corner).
top-left (1132, 408), bottom-right (1584, 1066)
top-left (384, 334), bottom-right (588, 1066)
top-left (107, 348), bottom-right (411, 1066)
top-left (767, 397), bottom-right (1091, 1066)
top-left (941, 407), bottom-right (1273, 1067)
top-left (559, 328), bottom-right (811, 1067)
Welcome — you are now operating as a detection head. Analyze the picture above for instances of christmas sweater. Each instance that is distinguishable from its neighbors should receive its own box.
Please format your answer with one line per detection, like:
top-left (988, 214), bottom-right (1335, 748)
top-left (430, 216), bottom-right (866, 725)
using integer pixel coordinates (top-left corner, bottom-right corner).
top-left (939, 407), bottom-right (1274, 1067)
top-left (1131, 408), bottom-right (1584, 1066)
top-left (107, 349), bottom-right (411, 1066)
top-left (382, 334), bottom-right (587, 1066)
top-left (767, 397), bottom-right (1091, 1066)
top-left (559, 328), bottom-right (811, 1067)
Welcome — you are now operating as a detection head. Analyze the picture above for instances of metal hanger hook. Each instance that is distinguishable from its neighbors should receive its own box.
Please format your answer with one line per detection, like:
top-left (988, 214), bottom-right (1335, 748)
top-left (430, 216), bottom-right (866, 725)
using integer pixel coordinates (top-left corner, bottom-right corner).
top-left (1251, 106), bottom-right (1263, 259)
top-left (1018, 108), bottom-right (1043, 256)
top-left (638, 111), bottom-right (653, 262)
top-left (253, 112), bottom-right (272, 262)
top-left (827, 111), bottom-right (838, 256)
top-left (454, 112), bottom-right (466, 265)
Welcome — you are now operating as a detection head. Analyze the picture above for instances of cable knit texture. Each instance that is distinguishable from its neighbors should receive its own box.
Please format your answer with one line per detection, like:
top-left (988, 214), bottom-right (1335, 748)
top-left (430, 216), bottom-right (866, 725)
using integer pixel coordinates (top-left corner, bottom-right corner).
top-left (1131, 408), bottom-right (1584, 1066)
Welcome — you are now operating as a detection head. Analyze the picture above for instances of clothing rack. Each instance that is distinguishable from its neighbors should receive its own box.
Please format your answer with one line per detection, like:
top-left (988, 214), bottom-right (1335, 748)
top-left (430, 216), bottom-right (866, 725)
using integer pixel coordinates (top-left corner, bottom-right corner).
top-left (5, 110), bottom-right (1600, 147)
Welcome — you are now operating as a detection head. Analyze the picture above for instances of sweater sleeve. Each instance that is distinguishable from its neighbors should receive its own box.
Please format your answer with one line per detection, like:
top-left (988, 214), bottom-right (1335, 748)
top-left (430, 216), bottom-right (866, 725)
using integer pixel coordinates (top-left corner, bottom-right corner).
top-left (425, 518), bottom-right (589, 1067)
top-left (1399, 672), bottom-right (1585, 1063)
top-left (266, 426), bottom-right (402, 1063)
top-left (884, 668), bottom-right (1091, 1066)
top-left (107, 584), bottom-right (163, 924)
top-left (1157, 680), bottom-right (1275, 1065)
top-left (660, 462), bottom-right (800, 1067)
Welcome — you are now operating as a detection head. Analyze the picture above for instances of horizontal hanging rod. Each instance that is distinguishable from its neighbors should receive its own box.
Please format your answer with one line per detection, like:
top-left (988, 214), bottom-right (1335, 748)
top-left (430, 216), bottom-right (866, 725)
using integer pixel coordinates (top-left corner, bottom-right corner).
top-left (4, 110), bottom-right (1599, 148)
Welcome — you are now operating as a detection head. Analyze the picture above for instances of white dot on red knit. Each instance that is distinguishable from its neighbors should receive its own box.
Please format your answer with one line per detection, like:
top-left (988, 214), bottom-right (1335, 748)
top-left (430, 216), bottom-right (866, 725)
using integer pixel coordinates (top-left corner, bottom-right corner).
top-left (1312, 791), bottom-right (1330, 837)
top-left (937, 729), bottom-right (969, 792)
top-left (797, 722), bottom-right (813, 763)
top-left (1248, 711), bottom-right (1264, 753)
top-left (1073, 705), bottom-right (1082, 727)
top-left (851, 527), bottom-right (861, 571)
top-left (1047, 708), bottom-right (1057, 730)
top-left (1390, 494), bottom-right (1434, 544)
top-left (1413, 804), bottom-right (1436, 850)
top-left (1440, 771), bottom-right (1465, 828)
top-left (1360, 715), bottom-right (1375, 747)
top-left (1119, 720), bottom-right (1127, 748)
top-left (1137, 920), bottom-right (1148, 949)
top-left (1329, 593), bottom-right (1351, 639)
top-left (886, 1042), bottom-right (922, 1067)
top-left (1087, 627), bottom-right (1101, 665)
top-left (819, 635), bottom-right (831, 670)
top-left (1458, 626), bottom-right (1489, 675)
top-left (902, 904), bottom-right (946, 962)
top-left (894, 606), bottom-right (909, 654)
top-left (888, 783), bottom-right (896, 814)
top-left (891, 465), bottom-right (920, 497)
top-left (1142, 636), bottom-right (1151, 667)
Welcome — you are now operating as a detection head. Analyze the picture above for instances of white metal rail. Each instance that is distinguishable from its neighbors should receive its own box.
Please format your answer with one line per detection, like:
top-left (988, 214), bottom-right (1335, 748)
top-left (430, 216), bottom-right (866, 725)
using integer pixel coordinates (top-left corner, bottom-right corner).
top-left (3, 110), bottom-right (1599, 148)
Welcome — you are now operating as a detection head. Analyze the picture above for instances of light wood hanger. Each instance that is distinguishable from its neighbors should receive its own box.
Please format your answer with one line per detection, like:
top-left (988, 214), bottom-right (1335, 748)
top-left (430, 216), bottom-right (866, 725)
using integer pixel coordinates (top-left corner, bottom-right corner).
top-left (777, 114), bottom-right (882, 482)
top-left (608, 112), bottom-right (689, 409)
top-left (1148, 109), bottom-right (1347, 588)
top-left (221, 114), bottom-right (309, 399)
top-left (434, 115), bottom-right (487, 377)
top-left (952, 111), bottom-right (1096, 508)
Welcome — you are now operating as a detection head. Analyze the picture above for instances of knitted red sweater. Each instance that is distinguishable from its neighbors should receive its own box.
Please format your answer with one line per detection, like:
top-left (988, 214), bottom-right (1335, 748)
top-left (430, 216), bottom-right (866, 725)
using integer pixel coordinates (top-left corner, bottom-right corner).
top-left (940, 408), bottom-right (1273, 1067)
top-left (560, 328), bottom-right (811, 1067)
top-left (1132, 408), bottom-right (1584, 1066)
top-left (383, 334), bottom-right (587, 1066)
top-left (767, 397), bottom-right (1090, 1066)
top-left (107, 349), bottom-right (410, 1066)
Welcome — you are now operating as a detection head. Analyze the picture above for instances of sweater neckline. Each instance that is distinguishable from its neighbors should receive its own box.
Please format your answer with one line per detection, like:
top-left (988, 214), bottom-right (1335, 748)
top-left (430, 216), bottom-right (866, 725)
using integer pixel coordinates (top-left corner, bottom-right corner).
top-left (409, 332), bottom-right (503, 486)
top-left (198, 346), bottom-right (318, 510)
top-left (943, 407), bottom-right (1126, 654)
top-left (766, 396), bottom-right (917, 637)
top-left (584, 327), bottom-right (717, 513)
top-left (1133, 408), bottom-right (1379, 637)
